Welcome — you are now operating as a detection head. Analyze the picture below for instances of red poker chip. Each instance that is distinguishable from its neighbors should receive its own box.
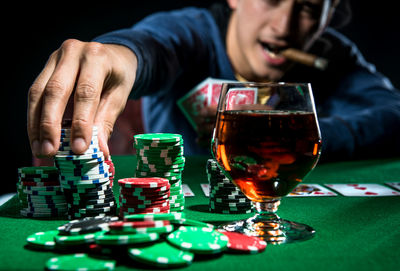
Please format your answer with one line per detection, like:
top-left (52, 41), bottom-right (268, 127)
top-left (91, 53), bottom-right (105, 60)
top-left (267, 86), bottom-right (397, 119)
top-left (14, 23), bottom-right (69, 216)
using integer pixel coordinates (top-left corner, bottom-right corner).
top-left (109, 220), bottom-right (170, 229)
top-left (119, 185), bottom-right (170, 193)
top-left (119, 209), bottom-right (170, 217)
top-left (120, 201), bottom-right (169, 210)
top-left (119, 196), bottom-right (168, 205)
top-left (119, 192), bottom-right (170, 201)
top-left (118, 177), bottom-right (169, 188)
top-left (119, 190), bottom-right (170, 198)
top-left (218, 230), bottom-right (267, 253)
top-left (119, 205), bottom-right (170, 213)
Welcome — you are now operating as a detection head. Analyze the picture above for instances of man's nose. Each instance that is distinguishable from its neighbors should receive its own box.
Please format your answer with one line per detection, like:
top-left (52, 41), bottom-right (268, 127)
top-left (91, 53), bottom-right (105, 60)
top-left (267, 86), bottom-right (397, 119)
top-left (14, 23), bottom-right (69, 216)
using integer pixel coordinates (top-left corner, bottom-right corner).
top-left (270, 2), bottom-right (294, 39)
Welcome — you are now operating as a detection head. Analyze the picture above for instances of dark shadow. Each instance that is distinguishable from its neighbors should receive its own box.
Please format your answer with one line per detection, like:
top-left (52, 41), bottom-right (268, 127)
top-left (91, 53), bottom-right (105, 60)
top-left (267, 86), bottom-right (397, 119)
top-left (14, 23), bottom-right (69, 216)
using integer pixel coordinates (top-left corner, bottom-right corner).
top-left (187, 204), bottom-right (210, 213)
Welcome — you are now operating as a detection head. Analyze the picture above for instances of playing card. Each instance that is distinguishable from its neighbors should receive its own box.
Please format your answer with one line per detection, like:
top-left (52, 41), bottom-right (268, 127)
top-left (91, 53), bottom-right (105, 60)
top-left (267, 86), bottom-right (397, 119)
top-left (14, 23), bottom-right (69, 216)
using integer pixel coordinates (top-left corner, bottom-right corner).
top-left (207, 78), bottom-right (237, 105)
top-left (177, 78), bottom-right (212, 130)
top-left (182, 184), bottom-right (195, 197)
top-left (226, 87), bottom-right (258, 110)
top-left (324, 183), bottom-right (400, 196)
top-left (177, 77), bottom-right (238, 130)
top-left (200, 183), bottom-right (210, 197)
top-left (385, 182), bottom-right (400, 191)
top-left (287, 183), bottom-right (337, 197)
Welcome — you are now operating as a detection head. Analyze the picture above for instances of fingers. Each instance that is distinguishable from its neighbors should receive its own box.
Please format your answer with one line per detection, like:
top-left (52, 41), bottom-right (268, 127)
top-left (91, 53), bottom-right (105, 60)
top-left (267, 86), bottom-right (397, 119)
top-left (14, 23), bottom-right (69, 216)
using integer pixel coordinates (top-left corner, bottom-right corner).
top-left (27, 52), bottom-right (57, 157)
top-left (70, 42), bottom-right (109, 154)
top-left (94, 84), bottom-right (132, 159)
top-left (28, 40), bottom-right (83, 157)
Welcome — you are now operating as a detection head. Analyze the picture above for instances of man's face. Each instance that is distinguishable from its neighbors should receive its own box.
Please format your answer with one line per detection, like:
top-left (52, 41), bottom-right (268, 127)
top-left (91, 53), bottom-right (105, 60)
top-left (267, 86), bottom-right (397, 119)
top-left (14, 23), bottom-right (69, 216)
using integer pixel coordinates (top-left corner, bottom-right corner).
top-left (227, 0), bottom-right (334, 82)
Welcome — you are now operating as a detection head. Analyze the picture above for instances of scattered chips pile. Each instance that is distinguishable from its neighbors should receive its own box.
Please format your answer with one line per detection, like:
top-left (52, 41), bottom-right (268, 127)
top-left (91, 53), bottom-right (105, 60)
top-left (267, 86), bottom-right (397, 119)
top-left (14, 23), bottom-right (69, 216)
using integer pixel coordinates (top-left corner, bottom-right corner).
top-left (25, 213), bottom-right (266, 270)
top-left (54, 126), bottom-right (116, 219)
top-left (118, 177), bottom-right (171, 217)
top-left (133, 133), bottom-right (186, 212)
top-left (17, 166), bottom-right (67, 218)
top-left (207, 159), bottom-right (254, 214)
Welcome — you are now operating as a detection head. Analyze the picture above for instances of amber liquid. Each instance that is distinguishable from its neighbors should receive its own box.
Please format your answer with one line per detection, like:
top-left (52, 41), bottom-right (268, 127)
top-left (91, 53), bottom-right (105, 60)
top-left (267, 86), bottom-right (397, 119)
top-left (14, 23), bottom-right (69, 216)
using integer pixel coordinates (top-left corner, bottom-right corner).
top-left (214, 110), bottom-right (321, 202)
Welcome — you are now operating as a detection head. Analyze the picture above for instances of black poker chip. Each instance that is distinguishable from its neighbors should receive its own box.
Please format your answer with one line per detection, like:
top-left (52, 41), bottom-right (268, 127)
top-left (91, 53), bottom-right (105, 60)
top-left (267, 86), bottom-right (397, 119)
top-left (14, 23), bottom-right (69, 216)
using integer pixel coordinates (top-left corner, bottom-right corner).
top-left (206, 159), bottom-right (254, 214)
top-left (58, 216), bottom-right (119, 236)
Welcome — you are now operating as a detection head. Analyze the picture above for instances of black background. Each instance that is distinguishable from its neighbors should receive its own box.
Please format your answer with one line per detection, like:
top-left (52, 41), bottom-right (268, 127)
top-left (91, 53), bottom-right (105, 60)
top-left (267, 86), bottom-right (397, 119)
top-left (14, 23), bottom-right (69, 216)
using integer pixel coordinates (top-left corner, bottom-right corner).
top-left (4, 0), bottom-right (399, 195)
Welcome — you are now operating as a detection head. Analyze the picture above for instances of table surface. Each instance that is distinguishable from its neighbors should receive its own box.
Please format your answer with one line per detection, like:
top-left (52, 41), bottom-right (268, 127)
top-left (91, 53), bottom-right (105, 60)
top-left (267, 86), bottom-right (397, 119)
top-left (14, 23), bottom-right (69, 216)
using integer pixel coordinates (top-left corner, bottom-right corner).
top-left (1, 155), bottom-right (399, 271)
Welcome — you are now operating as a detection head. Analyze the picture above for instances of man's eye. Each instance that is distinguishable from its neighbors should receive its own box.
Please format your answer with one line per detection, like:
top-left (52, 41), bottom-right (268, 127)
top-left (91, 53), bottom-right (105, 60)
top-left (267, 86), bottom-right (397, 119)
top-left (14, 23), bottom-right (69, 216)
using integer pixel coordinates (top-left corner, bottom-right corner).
top-left (299, 2), bottom-right (322, 19)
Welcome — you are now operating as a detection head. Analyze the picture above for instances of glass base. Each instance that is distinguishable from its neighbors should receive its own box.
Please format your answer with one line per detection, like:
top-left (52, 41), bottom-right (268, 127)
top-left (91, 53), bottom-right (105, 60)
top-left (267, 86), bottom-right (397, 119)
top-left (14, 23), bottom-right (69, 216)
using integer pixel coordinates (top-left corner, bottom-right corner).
top-left (218, 200), bottom-right (315, 244)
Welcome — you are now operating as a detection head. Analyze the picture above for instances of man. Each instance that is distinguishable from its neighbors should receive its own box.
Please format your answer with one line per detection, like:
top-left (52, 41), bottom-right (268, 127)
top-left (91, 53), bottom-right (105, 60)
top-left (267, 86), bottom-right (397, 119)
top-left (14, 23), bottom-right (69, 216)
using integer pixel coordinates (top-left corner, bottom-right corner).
top-left (27, 0), bottom-right (400, 162)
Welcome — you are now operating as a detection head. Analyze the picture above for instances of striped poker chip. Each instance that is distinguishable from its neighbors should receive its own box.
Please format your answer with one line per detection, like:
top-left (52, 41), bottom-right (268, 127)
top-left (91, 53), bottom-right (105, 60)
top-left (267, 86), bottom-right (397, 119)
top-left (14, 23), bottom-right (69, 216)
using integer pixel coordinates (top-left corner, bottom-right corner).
top-left (118, 177), bottom-right (169, 188)
top-left (128, 241), bottom-right (194, 268)
top-left (95, 231), bottom-right (160, 245)
top-left (109, 220), bottom-right (170, 229)
top-left (58, 216), bottom-right (119, 236)
top-left (26, 230), bottom-right (59, 249)
top-left (166, 226), bottom-right (228, 255)
top-left (217, 230), bottom-right (267, 254)
top-left (123, 212), bottom-right (185, 221)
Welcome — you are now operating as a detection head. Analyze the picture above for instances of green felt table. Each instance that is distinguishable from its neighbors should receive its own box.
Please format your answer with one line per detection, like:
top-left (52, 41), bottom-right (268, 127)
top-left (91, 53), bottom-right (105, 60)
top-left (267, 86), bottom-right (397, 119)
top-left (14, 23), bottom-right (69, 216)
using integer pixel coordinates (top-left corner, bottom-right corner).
top-left (1, 155), bottom-right (399, 271)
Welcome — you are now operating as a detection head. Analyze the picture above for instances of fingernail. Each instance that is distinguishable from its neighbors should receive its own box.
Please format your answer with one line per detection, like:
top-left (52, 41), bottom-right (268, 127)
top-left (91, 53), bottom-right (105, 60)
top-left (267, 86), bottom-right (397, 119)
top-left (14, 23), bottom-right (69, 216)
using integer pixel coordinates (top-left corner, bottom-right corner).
top-left (32, 140), bottom-right (40, 156)
top-left (41, 139), bottom-right (54, 156)
top-left (73, 137), bottom-right (87, 153)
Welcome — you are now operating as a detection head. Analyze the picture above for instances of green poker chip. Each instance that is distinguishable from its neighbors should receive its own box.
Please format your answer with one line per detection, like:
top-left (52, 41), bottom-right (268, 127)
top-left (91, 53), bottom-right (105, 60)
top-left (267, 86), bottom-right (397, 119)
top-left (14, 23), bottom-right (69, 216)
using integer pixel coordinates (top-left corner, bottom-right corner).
top-left (95, 231), bottom-right (159, 245)
top-left (18, 166), bottom-right (58, 175)
top-left (26, 230), bottom-right (59, 249)
top-left (124, 212), bottom-right (185, 222)
top-left (128, 241), bottom-right (194, 268)
top-left (54, 231), bottom-right (105, 246)
top-left (166, 226), bottom-right (228, 254)
top-left (134, 133), bottom-right (183, 143)
top-left (46, 253), bottom-right (116, 271)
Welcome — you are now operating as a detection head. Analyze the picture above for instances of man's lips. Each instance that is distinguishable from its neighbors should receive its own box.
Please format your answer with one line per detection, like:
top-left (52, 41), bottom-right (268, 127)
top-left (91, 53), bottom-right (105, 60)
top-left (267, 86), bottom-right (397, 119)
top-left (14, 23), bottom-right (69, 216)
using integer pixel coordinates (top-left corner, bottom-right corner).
top-left (259, 42), bottom-right (288, 66)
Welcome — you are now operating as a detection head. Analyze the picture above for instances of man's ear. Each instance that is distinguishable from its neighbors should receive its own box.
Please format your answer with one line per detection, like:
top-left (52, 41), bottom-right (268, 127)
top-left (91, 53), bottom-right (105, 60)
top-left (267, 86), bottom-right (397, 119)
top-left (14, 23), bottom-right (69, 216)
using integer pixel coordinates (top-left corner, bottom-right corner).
top-left (227, 0), bottom-right (238, 9)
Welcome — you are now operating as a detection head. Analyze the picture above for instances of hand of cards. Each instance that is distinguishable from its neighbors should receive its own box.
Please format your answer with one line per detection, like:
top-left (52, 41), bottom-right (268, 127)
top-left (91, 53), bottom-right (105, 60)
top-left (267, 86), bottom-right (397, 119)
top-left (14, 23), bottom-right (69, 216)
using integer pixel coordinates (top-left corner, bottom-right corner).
top-left (177, 78), bottom-right (258, 131)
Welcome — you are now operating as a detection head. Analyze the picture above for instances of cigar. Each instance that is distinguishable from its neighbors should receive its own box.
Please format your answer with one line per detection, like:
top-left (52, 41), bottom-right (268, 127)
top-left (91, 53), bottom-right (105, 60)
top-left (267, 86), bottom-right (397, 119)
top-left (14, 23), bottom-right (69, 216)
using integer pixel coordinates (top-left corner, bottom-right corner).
top-left (281, 48), bottom-right (328, 70)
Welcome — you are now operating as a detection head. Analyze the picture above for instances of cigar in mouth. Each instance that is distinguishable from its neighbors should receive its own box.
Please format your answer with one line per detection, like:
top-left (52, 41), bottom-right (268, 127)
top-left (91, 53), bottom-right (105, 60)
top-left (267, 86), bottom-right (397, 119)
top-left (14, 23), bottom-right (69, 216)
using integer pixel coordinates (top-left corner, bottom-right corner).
top-left (281, 48), bottom-right (328, 70)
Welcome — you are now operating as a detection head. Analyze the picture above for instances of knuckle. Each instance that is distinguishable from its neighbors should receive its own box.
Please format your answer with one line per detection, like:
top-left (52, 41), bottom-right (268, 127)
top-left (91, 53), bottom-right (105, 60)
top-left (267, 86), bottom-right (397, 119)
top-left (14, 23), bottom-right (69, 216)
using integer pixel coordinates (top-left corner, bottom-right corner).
top-left (84, 42), bottom-right (106, 57)
top-left (45, 78), bottom-right (67, 97)
top-left (39, 119), bottom-right (57, 132)
top-left (61, 39), bottom-right (82, 51)
top-left (75, 82), bottom-right (98, 100)
top-left (28, 82), bottom-right (43, 100)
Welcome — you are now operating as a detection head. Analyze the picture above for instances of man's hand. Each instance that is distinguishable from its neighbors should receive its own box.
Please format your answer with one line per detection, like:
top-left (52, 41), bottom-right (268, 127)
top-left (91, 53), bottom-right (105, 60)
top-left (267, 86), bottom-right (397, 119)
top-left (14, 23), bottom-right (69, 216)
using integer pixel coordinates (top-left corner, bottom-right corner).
top-left (27, 39), bottom-right (137, 159)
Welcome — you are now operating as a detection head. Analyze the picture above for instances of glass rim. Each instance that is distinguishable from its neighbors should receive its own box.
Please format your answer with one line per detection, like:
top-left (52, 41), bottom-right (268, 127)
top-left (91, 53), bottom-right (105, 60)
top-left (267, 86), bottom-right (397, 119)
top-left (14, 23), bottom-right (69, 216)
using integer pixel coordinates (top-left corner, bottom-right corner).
top-left (221, 81), bottom-right (312, 87)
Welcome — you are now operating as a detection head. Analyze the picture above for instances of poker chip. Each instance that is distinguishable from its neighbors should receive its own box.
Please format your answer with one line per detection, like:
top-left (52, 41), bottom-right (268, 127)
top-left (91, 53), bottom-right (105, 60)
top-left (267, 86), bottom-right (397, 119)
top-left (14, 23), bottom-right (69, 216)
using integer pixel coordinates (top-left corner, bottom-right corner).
top-left (206, 159), bottom-right (254, 214)
top-left (95, 231), bottom-right (160, 245)
top-left (123, 212), bottom-right (185, 222)
top-left (128, 241), bottom-right (194, 268)
top-left (118, 177), bottom-right (171, 218)
top-left (54, 231), bottom-right (106, 246)
top-left (133, 133), bottom-right (186, 213)
top-left (118, 177), bottom-right (169, 188)
top-left (218, 230), bottom-right (267, 254)
top-left (17, 166), bottom-right (67, 218)
top-left (58, 216), bottom-right (119, 236)
top-left (46, 253), bottom-right (116, 271)
top-left (166, 226), bottom-right (229, 254)
top-left (26, 230), bottom-right (59, 249)
top-left (54, 126), bottom-right (116, 219)
top-left (24, 213), bottom-right (267, 270)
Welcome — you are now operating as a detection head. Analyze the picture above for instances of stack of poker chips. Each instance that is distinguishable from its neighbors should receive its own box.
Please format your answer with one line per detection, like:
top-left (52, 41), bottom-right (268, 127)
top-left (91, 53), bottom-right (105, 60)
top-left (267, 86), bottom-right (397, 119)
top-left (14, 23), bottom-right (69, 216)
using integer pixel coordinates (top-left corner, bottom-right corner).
top-left (17, 166), bottom-right (67, 218)
top-left (118, 177), bottom-right (171, 217)
top-left (133, 133), bottom-right (185, 212)
top-left (206, 159), bottom-right (254, 214)
top-left (54, 126), bottom-right (116, 219)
